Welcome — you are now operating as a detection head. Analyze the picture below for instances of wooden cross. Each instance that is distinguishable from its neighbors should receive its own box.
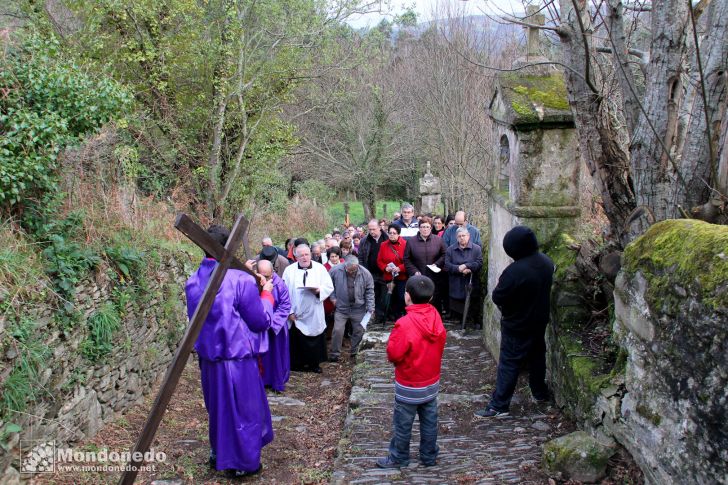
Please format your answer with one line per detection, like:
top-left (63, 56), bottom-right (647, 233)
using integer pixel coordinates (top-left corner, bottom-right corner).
top-left (119, 213), bottom-right (259, 485)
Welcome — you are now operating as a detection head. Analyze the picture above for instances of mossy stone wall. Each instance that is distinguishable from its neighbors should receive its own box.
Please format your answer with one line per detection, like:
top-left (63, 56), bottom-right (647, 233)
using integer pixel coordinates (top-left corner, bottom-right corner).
top-left (607, 220), bottom-right (728, 484)
top-left (539, 221), bottom-right (727, 484)
top-left (0, 247), bottom-right (195, 482)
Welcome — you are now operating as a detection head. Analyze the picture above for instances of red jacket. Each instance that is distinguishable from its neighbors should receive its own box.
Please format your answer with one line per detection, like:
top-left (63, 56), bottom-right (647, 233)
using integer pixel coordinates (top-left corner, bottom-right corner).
top-left (377, 238), bottom-right (408, 281)
top-left (387, 303), bottom-right (446, 387)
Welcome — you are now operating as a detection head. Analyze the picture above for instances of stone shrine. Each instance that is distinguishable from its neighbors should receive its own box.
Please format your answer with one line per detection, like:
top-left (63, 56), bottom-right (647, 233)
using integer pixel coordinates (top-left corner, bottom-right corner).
top-left (419, 161), bottom-right (442, 215)
top-left (483, 22), bottom-right (581, 357)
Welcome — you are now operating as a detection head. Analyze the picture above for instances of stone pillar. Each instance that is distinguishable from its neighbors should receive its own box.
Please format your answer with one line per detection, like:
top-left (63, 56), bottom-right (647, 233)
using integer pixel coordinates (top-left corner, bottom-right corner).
top-left (484, 70), bottom-right (580, 358)
top-left (419, 161), bottom-right (442, 215)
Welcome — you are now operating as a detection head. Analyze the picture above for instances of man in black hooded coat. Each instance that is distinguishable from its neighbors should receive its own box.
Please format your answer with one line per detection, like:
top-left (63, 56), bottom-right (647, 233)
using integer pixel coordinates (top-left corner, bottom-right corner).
top-left (475, 225), bottom-right (554, 418)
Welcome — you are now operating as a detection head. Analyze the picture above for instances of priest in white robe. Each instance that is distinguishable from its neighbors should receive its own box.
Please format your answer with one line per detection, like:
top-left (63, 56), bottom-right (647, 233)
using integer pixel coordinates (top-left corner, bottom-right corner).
top-left (282, 244), bottom-right (334, 373)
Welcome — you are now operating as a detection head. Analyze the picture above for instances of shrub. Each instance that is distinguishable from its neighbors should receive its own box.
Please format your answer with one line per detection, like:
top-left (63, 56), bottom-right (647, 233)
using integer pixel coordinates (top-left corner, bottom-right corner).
top-left (0, 32), bottom-right (131, 222)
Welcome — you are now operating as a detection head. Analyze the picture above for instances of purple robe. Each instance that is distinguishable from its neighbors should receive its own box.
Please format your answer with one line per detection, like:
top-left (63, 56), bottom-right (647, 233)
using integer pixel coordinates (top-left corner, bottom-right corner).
top-left (260, 274), bottom-right (292, 391)
top-left (186, 258), bottom-right (274, 472)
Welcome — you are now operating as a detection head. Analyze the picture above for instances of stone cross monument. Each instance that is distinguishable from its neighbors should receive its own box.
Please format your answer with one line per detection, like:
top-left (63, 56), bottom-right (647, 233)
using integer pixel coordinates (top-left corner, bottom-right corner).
top-left (483, 26), bottom-right (581, 357)
top-left (419, 161), bottom-right (442, 215)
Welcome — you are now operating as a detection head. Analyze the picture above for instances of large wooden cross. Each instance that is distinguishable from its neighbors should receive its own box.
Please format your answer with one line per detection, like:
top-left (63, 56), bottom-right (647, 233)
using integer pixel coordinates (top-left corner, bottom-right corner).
top-left (119, 213), bottom-right (258, 485)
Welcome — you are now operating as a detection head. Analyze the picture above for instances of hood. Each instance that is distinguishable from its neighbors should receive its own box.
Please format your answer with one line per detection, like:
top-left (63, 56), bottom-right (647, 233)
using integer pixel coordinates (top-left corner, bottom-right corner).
top-left (405, 303), bottom-right (445, 342)
top-left (503, 226), bottom-right (539, 260)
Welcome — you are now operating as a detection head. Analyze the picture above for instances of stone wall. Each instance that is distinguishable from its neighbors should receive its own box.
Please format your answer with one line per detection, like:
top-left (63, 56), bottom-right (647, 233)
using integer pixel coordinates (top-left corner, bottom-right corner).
top-left (0, 248), bottom-right (195, 482)
top-left (538, 220), bottom-right (728, 484)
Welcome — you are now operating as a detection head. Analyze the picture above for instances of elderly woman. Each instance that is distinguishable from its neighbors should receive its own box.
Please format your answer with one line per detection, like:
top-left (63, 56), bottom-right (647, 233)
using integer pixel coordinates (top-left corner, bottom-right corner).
top-left (376, 224), bottom-right (408, 320)
top-left (402, 216), bottom-right (447, 312)
top-left (445, 226), bottom-right (483, 328)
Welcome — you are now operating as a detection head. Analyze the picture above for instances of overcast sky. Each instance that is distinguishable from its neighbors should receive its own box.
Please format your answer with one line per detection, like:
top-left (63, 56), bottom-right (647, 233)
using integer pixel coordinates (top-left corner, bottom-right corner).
top-left (346, 0), bottom-right (526, 29)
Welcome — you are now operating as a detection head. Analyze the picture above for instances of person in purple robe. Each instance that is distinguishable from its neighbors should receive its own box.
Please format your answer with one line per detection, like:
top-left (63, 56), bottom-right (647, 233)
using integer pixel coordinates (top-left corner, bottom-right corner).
top-left (254, 259), bottom-right (292, 392)
top-left (185, 225), bottom-right (277, 479)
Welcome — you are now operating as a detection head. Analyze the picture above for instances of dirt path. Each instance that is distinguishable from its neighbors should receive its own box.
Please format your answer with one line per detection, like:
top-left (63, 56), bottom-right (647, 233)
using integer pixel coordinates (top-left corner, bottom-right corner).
top-left (32, 351), bottom-right (354, 484)
top-left (30, 323), bottom-right (641, 485)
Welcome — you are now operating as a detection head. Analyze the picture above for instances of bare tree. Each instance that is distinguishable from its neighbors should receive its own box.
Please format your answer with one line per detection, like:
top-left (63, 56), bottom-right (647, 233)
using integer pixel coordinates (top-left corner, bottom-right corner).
top-left (393, 6), bottom-right (518, 219)
top-left (553, 0), bottom-right (727, 243)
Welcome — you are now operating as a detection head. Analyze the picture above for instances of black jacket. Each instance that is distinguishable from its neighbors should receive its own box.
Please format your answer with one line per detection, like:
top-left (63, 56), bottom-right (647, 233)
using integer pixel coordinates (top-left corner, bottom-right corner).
top-left (358, 232), bottom-right (386, 278)
top-left (492, 226), bottom-right (554, 334)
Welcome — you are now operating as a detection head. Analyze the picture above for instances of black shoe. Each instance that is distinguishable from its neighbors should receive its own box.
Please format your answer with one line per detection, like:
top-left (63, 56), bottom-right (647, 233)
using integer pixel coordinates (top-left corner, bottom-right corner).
top-left (376, 456), bottom-right (405, 469)
top-left (473, 407), bottom-right (510, 418)
top-left (225, 463), bottom-right (262, 478)
top-left (328, 356), bottom-right (339, 363)
top-left (208, 451), bottom-right (216, 469)
top-left (312, 366), bottom-right (323, 373)
top-left (420, 460), bottom-right (437, 467)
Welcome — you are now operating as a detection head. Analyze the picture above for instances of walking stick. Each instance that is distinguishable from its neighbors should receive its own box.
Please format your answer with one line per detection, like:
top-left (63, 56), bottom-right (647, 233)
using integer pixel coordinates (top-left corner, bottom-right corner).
top-left (461, 274), bottom-right (473, 331)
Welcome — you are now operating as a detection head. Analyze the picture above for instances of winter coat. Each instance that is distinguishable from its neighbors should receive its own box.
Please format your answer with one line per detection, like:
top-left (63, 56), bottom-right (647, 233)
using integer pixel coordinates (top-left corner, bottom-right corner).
top-left (387, 303), bottom-right (447, 388)
top-left (392, 218), bottom-right (419, 230)
top-left (403, 233), bottom-right (446, 279)
top-left (376, 237), bottom-right (408, 282)
top-left (442, 223), bottom-right (482, 249)
top-left (328, 264), bottom-right (375, 315)
top-left (357, 232), bottom-right (386, 279)
top-left (492, 226), bottom-right (554, 335)
top-left (445, 242), bottom-right (483, 300)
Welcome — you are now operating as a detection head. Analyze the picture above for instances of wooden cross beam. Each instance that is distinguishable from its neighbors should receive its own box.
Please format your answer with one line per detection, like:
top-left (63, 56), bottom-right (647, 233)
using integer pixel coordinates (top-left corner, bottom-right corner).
top-left (119, 213), bottom-right (256, 485)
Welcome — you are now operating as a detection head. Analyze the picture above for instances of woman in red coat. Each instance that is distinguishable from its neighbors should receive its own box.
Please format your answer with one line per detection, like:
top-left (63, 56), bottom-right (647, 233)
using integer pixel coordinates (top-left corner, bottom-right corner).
top-left (377, 224), bottom-right (408, 320)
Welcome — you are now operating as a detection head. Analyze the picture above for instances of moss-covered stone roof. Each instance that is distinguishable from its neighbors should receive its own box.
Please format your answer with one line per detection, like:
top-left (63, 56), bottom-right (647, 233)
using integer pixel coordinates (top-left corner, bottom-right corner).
top-left (490, 72), bottom-right (573, 128)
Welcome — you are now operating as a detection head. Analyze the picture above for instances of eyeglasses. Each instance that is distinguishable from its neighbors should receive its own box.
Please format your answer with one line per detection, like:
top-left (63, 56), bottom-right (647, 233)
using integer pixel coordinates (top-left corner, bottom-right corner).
top-left (420, 225), bottom-right (432, 229)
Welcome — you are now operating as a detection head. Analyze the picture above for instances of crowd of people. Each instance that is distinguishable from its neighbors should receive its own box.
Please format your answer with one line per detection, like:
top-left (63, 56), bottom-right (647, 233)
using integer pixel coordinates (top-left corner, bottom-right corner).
top-left (186, 204), bottom-right (555, 477)
top-left (258, 204), bottom-right (485, 346)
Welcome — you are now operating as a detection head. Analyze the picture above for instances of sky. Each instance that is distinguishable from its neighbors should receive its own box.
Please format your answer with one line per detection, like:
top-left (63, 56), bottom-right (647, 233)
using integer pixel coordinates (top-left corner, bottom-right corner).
top-left (346, 0), bottom-right (525, 29)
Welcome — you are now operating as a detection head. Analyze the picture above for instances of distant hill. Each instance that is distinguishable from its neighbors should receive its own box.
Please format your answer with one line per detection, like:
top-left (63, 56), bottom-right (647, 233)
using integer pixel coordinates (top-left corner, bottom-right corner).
top-left (391, 14), bottom-right (524, 45)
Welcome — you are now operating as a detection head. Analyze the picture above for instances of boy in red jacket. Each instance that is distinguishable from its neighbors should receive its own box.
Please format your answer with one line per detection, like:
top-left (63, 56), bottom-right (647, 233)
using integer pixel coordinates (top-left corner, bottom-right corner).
top-left (376, 275), bottom-right (447, 469)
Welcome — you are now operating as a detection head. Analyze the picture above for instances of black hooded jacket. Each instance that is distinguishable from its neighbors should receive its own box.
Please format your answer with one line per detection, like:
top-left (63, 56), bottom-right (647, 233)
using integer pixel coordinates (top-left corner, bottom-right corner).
top-left (492, 226), bottom-right (555, 334)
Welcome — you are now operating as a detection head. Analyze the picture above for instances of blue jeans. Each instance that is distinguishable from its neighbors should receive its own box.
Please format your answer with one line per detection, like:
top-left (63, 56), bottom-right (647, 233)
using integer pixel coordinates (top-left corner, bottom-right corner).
top-left (388, 398), bottom-right (439, 465)
top-left (489, 330), bottom-right (549, 412)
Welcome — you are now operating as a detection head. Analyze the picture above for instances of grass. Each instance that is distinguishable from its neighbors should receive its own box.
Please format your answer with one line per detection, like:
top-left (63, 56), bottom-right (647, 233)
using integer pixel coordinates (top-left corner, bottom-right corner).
top-left (327, 199), bottom-right (445, 227)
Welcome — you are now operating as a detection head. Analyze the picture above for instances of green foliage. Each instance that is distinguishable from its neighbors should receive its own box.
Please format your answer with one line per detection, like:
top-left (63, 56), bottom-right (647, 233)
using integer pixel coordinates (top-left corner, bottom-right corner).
top-left (42, 234), bottom-right (100, 298)
top-left (0, 32), bottom-right (131, 218)
top-left (61, 0), bottom-right (334, 216)
top-left (294, 180), bottom-right (335, 207)
top-left (1, 320), bottom-right (50, 420)
top-left (104, 244), bottom-right (145, 282)
top-left (0, 422), bottom-right (23, 451)
top-left (327, 199), bottom-right (406, 226)
top-left (80, 302), bottom-right (121, 363)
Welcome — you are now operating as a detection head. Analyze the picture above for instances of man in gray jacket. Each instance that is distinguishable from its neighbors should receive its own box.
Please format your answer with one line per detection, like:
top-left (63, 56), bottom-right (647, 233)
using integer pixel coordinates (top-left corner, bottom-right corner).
top-left (328, 256), bottom-right (375, 362)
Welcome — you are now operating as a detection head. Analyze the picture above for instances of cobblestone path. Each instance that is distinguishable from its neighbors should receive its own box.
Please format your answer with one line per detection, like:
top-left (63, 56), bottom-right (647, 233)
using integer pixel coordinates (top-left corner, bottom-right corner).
top-left (331, 322), bottom-right (574, 484)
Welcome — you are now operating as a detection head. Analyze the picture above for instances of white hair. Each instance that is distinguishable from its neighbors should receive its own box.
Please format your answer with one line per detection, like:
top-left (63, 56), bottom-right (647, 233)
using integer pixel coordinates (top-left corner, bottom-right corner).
top-left (294, 244), bottom-right (311, 257)
top-left (456, 226), bottom-right (470, 236)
